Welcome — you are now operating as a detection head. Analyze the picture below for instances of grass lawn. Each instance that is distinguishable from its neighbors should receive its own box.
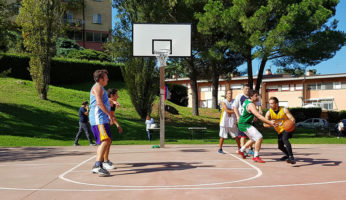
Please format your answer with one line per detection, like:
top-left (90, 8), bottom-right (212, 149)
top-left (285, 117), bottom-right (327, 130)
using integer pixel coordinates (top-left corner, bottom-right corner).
top-left (0, 77), bottom-right (345, 146)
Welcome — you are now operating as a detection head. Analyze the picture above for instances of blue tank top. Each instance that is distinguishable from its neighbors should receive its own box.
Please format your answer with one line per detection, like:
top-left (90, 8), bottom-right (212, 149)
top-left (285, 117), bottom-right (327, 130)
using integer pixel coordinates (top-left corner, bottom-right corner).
top-left (89, 84), bottom-right (110, 125)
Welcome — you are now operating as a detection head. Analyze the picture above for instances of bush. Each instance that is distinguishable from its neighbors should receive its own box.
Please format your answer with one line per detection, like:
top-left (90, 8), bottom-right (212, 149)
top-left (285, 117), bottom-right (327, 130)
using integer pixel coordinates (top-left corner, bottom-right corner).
top-left (167, 83), bottom-right (188, 107)
top-left (0, 53), bottom-right (123, 84)
top-left (66, 49), bottom-right (112, 62)
top-left (327, 111), bottom-right (339, 123)
top-left (289, 107), bottom-right (322, 122)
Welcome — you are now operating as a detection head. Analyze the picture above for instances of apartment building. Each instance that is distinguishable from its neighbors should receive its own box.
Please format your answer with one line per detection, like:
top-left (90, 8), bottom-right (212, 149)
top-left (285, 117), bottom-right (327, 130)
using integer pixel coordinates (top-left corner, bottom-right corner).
top-left (8, 0), bottom-right (112, 51)
top-left (166, 70), bottom-right (346, 111)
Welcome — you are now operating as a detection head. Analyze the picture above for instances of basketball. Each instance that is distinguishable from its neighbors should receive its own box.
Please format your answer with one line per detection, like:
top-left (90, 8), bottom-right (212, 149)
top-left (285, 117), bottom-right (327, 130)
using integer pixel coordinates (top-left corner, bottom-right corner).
top-left (283, 120), bottom-right (295, 132)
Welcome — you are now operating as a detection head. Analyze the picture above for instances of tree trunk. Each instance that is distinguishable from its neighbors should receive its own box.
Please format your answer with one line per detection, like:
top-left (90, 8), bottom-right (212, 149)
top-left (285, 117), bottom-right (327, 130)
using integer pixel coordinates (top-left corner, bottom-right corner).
top-left (211, 64), bottom-right (219, 109)
top-left (187, 58), bottom-right (199, 116)
top-left (255, 55), bottom-right (268, 91)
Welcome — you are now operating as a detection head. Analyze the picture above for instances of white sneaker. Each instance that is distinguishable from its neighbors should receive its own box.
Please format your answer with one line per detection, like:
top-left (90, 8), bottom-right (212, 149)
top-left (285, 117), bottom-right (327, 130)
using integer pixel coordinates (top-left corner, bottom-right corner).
top-left (91, 166), bottom-right (110, 177)
top-left (103, 161), bottom-right (116, 170)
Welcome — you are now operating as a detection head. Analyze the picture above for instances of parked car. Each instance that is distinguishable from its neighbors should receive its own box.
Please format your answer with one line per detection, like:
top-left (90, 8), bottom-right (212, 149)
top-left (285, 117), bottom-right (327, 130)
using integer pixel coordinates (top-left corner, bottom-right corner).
top-left (296, 118), bottom-right (329, 129)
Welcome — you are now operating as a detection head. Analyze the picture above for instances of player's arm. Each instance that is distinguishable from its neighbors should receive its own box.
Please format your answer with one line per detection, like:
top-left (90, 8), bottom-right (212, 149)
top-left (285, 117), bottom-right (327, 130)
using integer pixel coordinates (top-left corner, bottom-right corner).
top-left (248, 103), bottom-right (277, 127)
top-left (263, 110), bottom-right (271, 127)
top-left (283, 108), bottom-right (295, 123)
top-left (233, 96), bottom-right (240, 120)
top-left (222, 102), bottom-right (234, 114)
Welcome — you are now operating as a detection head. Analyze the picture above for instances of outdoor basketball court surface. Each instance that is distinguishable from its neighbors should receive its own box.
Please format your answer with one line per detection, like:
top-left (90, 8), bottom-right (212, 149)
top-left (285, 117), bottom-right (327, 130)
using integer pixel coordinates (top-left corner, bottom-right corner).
top-left (1, 144), bottom-right (346, 200)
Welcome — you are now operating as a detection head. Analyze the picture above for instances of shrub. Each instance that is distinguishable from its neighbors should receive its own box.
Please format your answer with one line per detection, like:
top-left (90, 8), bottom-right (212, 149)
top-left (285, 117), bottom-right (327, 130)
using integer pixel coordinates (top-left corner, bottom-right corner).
top-left (66, 49), bottom-right (112, 62)
top-left (166, 83), bottom-right (188, 107)
top-left (289, 107), bottom-right (322, 122)
top-left (327, 111), bottom-right (339, 123)
top-left (0, 53), bottom-right (123, 84)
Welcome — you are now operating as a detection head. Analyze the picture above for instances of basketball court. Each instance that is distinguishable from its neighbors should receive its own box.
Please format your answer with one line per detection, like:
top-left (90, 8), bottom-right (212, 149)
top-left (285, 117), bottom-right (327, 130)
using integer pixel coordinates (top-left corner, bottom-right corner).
top-left (1, 144), bottom-right (346, 200)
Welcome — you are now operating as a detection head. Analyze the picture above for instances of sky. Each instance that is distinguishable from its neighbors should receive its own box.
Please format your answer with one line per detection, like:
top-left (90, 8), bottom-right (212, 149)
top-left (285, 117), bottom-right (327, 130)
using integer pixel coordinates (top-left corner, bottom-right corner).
top-left (111, 1), bottom-right (346, 75)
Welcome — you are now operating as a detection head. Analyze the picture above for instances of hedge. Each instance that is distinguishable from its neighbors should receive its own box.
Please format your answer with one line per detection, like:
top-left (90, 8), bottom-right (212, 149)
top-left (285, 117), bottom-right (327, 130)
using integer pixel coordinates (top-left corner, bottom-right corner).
top-left (327, 110), bottom-right (346, 123)
top-left (289, 107), bottom-right (322, 122)
top-left (0, 53), bottom-right (123, 84)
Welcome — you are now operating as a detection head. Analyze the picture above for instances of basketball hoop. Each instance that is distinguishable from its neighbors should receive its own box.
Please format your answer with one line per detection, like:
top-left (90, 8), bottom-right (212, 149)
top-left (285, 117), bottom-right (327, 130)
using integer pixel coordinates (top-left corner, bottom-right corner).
top-left (154, 49), bottom-right (170, 67)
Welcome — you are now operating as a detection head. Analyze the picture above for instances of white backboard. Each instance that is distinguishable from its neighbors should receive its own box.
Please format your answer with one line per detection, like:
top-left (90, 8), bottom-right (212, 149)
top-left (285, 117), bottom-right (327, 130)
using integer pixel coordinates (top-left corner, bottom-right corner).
top-left (133, 24), bottom-right (191, 57)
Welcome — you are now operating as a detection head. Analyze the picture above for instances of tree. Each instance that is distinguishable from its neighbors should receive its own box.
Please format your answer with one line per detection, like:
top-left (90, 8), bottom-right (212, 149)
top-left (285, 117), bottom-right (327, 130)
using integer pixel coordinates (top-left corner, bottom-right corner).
top-left (17, 0), bottom-right (64, 100)
top-left (197, 0), bottom-right (345, 91)
top-left (0, 0), bottom-right (19, 52)
top-left (121, 58), bottom-right (159, 119)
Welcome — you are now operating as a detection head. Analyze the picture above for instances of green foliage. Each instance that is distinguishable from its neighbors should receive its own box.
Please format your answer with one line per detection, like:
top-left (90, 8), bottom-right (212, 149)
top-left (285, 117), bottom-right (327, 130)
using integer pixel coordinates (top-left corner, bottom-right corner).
top-left (167, 83), bottom-right (188, 107)
top-left (0, 53), bottom-right (123, 84)
top-left (121, 58), bottom-right (159, 119)
top-left (327, 110), bottom-right (346, 123)
top-left (289, 107), bottom-right (322, 122)
top-left (66, 49), bottom-right (112, 62)
top-left (55, 37), bottom-right (81, 57)
top-left (327, 111), bottom-right (339, 123)
top-left (16, 0), bottom-right (64, 99)
top-left (0, 0), bottom-right (20, 52)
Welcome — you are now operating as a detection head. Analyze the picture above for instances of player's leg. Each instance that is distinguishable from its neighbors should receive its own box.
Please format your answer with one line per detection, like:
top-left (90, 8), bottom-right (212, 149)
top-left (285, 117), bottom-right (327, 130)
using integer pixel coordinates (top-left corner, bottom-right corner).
top-left (81, 122), bottom-right (94, 145)
top-left (74, 122), bottom-right (83, 146)
top-left (282, 131), bottom-right (295, 164)
top-left (218, 127), bottom-right (227, 154)
top-left (244, 126), bottom-right (265, 163)
top-left (278, 133), bottom-right (289, 161)
top-left (91, 124), bottom-right (112, 176)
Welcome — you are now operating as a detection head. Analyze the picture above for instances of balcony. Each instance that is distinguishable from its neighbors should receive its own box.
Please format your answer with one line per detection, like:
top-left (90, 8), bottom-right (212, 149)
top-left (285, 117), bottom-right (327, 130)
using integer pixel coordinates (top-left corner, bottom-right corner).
top-left (64, 18), bottom-right (85, 27)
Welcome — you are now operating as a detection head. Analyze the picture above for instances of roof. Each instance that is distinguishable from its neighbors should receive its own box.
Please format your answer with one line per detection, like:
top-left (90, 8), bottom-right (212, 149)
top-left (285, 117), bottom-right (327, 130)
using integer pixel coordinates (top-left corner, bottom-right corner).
top-left (165, 73), bottom-right (346, 83)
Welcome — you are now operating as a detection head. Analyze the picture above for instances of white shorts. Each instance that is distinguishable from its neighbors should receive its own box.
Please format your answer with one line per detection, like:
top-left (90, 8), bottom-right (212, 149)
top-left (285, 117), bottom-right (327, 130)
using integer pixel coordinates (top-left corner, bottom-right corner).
top-left (219, 127), bottom-right (238, 139)
top-left (244, 126), bottom-right (263, 142)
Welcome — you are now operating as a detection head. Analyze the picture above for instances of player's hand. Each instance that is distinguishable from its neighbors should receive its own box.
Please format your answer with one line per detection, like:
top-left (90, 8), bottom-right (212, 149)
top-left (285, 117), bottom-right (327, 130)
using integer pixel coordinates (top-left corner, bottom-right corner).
top-left (263, 123), bottom-right (271, 128)
top-left (118, 126), bottom-right (123, 134)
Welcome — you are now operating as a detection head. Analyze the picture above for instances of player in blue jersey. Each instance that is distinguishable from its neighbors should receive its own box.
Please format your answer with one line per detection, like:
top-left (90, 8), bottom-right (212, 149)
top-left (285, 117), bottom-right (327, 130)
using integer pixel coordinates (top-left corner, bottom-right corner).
top-left (89, 69), bottom-right (122, 177)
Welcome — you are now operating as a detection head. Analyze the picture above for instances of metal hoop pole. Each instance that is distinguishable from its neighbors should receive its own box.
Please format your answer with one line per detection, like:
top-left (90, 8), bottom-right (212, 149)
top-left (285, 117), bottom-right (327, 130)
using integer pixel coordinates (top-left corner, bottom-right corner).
top-left (155, 50), bottom-right (169, 148)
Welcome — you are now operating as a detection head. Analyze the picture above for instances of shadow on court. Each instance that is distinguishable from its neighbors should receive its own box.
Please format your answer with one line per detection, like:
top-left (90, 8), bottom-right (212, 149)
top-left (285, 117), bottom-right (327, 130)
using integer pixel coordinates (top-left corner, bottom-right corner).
top-left (113, 161), bottom-right (214, 176)
top-left (0, 147), bottom-right (91, 162)
top-left (292, 158), bottom-right (342, 167)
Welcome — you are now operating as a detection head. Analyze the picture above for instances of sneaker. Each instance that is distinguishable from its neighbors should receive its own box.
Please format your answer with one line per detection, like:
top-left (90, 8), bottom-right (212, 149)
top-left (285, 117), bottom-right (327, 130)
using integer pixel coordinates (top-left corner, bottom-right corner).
top-left (92, 166), bottom-right (110, 177)
top-left (218, 149), bottom-right (224, 154)
top-left (244, 151), bottom-right (249, 157)
top-left (90, 143), bottom-right (97, 146)
top-left (287, 157), bottom-right (296, 164)
top-left (248, 149), bottom-right (254, 156)
top-left (238, 150), bottom-right (246, 159)
top-left (74, 143), bottom-right (80, 146)
top-left (280, 155), bottom-right (289, 161)
top-left (103, 160), bottom-right (116, 170)
top-left (252, 156), bottom-right (265, 163)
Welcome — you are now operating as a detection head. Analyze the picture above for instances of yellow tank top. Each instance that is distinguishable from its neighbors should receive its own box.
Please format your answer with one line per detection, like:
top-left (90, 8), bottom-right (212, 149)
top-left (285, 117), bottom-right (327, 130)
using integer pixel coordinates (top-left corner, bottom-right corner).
top-left (269, 107), bottom-right (288, 134)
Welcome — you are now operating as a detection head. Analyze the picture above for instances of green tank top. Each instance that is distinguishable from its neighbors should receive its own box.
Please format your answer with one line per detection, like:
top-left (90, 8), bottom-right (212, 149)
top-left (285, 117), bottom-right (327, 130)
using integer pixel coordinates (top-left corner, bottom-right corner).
top-left (238, 99), bottom-right (255, 132)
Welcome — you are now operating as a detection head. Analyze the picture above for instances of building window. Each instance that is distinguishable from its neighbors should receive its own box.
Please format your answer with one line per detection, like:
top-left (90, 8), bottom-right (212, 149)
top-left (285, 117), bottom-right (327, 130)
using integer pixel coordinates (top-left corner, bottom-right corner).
top-left (306, 99), bottom-right (334, 110)
top-left (342, 82), bottom-right (346, 89)
top-left (266, 85), bottom-right (278, 92)
top-left (281, 85), bottom-right (289, 91)
top-left (101, 33), bottom-right (109, 42)
top-left (93, 14), bottom-right (102, 24)
top-left (279, 101), bottom-right (288, 108)
top-left (200, 86), bottom-right (211, 92)
top-left (230, 84), bottom-right (242, 90)
top-left (295, 84), bottom-right (303, 90)
top-left (290, 84), bottom-right (294, 91)
top-left (308, 83), bottom-right (321, 90)
top-left (322, 82), bottom-right (333, 90)
top-left (334, 82), bottom-right (341, 89)
top-left (218, 85), bottom-right (225, 91)
top-left (86, 32), bottom-right (93, 41)
top-left (200, 100), bottom-right (212, 108)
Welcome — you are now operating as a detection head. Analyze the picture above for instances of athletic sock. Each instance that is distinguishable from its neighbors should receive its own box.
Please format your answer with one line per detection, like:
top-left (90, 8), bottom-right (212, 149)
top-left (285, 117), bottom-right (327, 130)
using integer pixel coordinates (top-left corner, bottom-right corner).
top-left (240, 146), bottom-right (246, 152)
top-left (254, 151), bottom-right (259, 157)
top-left (95, 161), bottom-right (102, 167)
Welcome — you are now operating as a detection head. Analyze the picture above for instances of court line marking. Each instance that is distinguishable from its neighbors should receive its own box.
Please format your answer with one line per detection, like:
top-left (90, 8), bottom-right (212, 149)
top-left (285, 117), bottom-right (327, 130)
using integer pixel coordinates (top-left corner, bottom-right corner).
top-left (57, 150), bottom-right (261, 188)
top-left (1, 180), bottom-right (346, 191)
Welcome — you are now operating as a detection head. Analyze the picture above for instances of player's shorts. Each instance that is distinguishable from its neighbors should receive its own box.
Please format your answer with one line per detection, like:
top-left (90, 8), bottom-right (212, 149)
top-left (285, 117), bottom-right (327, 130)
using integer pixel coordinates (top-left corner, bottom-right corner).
top-left (243, 126), bottom-right (263, 142)
top-left (219, 126), bottom-right (238, 139)
top-left (91, 124), bottom-right (112, 145)
top-left (238, 129), bottom-right (248, 138)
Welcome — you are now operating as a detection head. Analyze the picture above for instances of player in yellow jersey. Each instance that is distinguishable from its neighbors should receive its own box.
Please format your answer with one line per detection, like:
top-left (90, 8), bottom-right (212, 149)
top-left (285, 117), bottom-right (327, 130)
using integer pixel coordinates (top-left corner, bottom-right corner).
top-left (265, 97), bottom-right (296, 164)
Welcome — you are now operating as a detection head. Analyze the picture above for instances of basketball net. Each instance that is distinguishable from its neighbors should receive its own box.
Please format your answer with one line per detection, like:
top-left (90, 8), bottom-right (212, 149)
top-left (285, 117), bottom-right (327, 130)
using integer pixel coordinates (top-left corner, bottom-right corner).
top-left (154, 49), bottom-right (170, 67)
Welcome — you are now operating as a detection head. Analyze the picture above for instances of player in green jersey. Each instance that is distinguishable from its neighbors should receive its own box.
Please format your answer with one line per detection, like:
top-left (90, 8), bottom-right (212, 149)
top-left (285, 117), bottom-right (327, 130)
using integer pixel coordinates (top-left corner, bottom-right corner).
top-left (237, 90), bottom-right (278, 163)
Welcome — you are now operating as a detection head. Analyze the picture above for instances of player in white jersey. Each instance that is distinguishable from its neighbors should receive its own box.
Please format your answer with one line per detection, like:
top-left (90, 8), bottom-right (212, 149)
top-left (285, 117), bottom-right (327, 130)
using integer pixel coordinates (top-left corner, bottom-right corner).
top-left (218, 89), bottom-right (241, 154)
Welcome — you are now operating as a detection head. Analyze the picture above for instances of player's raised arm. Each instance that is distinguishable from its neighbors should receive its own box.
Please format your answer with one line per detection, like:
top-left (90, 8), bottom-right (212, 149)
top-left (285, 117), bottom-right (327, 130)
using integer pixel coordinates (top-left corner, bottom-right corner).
top-left (263, 110), bottom-right (272, 127)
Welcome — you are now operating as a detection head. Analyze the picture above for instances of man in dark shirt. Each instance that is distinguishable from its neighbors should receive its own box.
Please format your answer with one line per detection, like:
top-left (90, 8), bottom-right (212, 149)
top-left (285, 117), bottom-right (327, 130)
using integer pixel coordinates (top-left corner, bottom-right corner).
top-left (74, 101), bottom-right (96, 146)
